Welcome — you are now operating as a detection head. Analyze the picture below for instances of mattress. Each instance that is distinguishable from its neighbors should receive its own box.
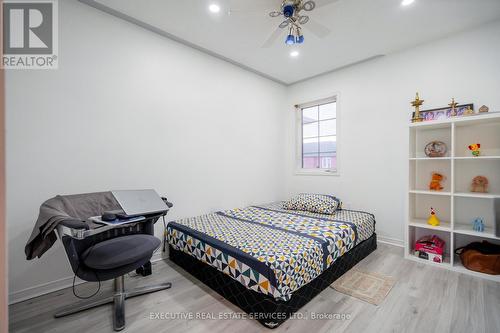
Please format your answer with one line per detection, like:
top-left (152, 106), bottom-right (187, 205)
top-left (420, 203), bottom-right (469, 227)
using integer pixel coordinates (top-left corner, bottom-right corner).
top-left (167, 202), bottom-right (375, 301)
top-left (169, 234), bottom-right (377, 329)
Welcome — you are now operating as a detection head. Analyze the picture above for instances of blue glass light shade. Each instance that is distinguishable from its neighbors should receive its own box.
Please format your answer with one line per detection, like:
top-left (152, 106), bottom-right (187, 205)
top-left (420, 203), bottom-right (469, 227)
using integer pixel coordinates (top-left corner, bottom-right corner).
top-left (283, 4), bottom-right (294, 18)
top-left (296, 35), bottom-right (304, 44)
top-left (285, 34), bottom-right (295, 45)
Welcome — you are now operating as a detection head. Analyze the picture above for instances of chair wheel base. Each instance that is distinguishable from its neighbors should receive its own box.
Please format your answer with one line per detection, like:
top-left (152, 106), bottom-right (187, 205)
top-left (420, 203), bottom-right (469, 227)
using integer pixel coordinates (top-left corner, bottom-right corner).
top-left (54, 276), bottom-right (172, 332)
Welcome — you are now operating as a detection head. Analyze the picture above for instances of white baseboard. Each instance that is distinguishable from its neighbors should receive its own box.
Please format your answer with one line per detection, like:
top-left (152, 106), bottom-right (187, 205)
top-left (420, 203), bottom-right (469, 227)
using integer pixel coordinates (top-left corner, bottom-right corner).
top-left (9, 275), bottom-right (86, 305)
top-left (377, 235), bottom-right (404, 248)
top-left (151, 251), bottom-right (166, 262)
top-left (9, 252), bottom-right (165, 305)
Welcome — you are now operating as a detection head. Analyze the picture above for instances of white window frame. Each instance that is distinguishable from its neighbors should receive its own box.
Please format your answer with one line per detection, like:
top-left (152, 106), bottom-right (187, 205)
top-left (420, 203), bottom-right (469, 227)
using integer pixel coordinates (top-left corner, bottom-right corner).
top-left (295, 95), bottom-right (340, 176)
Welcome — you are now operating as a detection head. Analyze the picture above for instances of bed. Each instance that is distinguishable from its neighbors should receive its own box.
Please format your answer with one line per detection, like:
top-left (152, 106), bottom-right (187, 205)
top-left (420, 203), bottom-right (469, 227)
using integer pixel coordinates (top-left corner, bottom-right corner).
top-left (167, 201), bottom-right (376, 328)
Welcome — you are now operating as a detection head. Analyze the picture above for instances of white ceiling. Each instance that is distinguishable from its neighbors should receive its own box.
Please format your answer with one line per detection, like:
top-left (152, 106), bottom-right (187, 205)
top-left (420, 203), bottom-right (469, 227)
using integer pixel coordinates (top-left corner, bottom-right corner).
top-left (85, 0), bottom-right (500, 85)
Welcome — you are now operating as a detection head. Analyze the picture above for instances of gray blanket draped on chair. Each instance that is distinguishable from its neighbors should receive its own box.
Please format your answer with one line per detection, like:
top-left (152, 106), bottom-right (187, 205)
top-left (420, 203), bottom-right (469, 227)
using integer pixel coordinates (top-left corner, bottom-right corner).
top-left (25, 191), bottom-right (121, 260)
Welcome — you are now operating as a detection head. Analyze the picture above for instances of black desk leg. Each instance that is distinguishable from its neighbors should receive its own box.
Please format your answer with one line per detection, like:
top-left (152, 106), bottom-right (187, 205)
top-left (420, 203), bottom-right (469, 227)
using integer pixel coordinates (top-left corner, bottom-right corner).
top-left (136, 261), bottom-right (152, 277)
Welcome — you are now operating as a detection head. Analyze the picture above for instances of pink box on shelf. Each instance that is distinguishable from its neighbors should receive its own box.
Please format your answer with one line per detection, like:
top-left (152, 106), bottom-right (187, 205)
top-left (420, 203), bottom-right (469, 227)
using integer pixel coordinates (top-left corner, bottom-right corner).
top-left (414, 235), bottom-right (446, 263)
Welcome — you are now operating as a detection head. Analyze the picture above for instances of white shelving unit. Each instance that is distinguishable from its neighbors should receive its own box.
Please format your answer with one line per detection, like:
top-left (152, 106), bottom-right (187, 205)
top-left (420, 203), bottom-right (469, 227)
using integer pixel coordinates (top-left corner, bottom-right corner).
top-left (406, 112), bottom-right (500, 282)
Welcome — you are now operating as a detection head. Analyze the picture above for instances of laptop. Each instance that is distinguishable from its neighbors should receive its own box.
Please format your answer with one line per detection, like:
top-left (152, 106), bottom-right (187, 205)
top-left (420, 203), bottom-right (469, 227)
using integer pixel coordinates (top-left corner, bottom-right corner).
top-left (112, 189), bottom-right (168, 218)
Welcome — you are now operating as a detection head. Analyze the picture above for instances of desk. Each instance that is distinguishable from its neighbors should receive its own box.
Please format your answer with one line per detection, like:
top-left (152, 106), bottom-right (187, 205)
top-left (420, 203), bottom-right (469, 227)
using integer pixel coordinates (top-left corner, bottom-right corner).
top-left (57, 211), bottom-right (168, 240)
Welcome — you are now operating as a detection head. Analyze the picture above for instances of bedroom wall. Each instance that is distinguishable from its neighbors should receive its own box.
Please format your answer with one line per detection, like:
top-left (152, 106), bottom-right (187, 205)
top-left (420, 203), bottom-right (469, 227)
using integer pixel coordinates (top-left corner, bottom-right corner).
top-left (284, 20), bottom-right (500, 245)
top-left (5, 0), bottom-right (286, 303)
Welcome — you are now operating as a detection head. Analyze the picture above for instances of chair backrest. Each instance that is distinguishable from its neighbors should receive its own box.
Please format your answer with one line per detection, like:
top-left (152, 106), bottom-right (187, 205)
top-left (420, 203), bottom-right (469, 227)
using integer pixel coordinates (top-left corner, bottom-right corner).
top-left (61, 220), bottom-right (156, 282)
top-left (47, 192), bottom-right (159, 281)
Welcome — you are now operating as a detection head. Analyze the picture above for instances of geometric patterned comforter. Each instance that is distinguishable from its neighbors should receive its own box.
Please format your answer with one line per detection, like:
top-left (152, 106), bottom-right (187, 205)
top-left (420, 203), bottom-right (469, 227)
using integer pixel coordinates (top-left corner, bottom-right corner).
top-left (167, 202), bottom-right (375, 301)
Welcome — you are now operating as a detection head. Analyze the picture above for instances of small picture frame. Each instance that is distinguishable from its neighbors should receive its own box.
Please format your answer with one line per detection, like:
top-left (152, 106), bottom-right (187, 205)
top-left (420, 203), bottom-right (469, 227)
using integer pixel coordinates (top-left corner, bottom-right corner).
top-left (420, 104), bottom-right (474, 122)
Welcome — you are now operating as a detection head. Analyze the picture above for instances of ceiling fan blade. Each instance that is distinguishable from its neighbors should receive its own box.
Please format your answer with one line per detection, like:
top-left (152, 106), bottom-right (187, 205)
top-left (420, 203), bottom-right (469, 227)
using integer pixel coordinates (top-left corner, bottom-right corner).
top-left (262, 28), bottom-right (283, 48)
top-left (315, 0), bottom-right (341, 8)
top-left (279, 19), bottom-right (290, 29)
top-left (298, 15), bottom-right (310, 25)
top-left (302, 1), bottom-right (316, 11)
top-left (302, 18), bottom-right (331, 38)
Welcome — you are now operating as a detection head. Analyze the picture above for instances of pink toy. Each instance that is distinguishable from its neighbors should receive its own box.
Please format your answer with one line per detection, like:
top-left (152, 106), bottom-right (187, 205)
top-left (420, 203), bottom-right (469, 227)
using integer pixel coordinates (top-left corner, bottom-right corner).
top-left (414, 235), bottom-right (445, 263)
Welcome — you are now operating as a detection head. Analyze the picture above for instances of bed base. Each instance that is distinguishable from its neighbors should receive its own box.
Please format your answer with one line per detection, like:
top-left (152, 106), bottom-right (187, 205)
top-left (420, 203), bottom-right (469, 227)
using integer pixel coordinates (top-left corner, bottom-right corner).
top-left (169, 233), bottom-right (377, 329)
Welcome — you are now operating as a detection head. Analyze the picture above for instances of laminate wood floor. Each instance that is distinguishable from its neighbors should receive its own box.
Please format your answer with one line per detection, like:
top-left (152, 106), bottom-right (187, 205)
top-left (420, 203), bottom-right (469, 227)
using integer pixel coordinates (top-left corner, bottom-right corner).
top-left (9, 243), bottom-right (500, 333)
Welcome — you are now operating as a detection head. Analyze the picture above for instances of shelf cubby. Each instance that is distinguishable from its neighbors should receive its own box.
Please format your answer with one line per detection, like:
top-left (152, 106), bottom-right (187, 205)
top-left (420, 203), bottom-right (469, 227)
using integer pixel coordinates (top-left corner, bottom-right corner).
top-left (453, 234), bottom-right (500, 282)
top-left (454, 196), bottom-right (498, 240)
top-left (454, 158), bottom-right (500, 196)
top-left (409, 159), bottom-right (451, 193)
top-left (454, 116), bottom-right (500, 157)
top-left (409, 192), bottom-right (451, 224)
top-left (408, 226), bottom-right (451, 266)
top-left (409, 124), bottom-right (451, 159)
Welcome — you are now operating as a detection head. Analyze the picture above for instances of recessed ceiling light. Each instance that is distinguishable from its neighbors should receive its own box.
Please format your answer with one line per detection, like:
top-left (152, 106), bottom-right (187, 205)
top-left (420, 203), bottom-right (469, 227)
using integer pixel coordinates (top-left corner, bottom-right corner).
top-left (290, 51), bottom-right (299, 58)
top-left (401, 0), bottom-right (415, 6)
top-left (209, 4), bottom-right (221, 13)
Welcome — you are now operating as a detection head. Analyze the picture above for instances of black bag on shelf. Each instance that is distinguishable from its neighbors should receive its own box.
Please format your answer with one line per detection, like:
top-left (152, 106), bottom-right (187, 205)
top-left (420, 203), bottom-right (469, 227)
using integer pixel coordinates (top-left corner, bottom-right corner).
top-left (455, 241), bottom-right (500, 275)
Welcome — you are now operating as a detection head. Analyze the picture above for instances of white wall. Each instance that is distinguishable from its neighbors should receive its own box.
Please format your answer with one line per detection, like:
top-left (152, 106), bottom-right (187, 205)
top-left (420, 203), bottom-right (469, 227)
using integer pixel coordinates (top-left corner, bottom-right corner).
top-left (6, 0), bottom-right (286, 303)
top-left (284, 20), bottom-right (500, 245)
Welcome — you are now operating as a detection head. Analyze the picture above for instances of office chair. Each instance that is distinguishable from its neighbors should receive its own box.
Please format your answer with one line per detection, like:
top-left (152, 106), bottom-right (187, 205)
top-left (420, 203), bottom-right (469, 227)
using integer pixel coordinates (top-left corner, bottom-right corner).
top-left (53, 195), bottom-right (173, 331)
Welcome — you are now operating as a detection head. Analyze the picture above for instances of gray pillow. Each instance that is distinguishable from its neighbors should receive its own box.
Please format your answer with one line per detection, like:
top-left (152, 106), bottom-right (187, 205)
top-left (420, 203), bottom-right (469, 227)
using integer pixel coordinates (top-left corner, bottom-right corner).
top-left (282, 193), bottom-right (341, 214)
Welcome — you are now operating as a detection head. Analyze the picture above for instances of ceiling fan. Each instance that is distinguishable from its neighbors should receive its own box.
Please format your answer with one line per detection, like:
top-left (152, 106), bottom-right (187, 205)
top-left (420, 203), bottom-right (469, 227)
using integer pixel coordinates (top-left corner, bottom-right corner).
top-left (263, 0), bottom-right (339, 47)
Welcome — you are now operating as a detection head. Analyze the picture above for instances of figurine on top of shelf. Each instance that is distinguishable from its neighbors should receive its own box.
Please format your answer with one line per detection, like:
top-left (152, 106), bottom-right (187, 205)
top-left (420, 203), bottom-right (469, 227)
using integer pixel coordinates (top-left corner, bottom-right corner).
top-left (472, 217), bottom-right (485, 232)
top-left (429, 172), bottom-right (445, 191)
top-left (411, 92), bottom-right (424, 123)
top-left (468, 143), bottom-right (481, 157)
top-left (479, 105), bottom-right (489, 113)
top-left (449, 98), bottom-right (459, 117)
top-left (464, 105), bottom-right (474, 116)
top-left (471, 176), bottom-right (489, 193)
top-left (427, 207), bottom-right (441, 227)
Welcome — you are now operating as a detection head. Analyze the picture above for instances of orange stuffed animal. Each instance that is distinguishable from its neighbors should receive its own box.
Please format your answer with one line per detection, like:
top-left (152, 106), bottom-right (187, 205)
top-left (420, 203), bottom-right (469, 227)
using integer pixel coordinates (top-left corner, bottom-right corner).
top-left (429, 172), bottom-right (445, 191)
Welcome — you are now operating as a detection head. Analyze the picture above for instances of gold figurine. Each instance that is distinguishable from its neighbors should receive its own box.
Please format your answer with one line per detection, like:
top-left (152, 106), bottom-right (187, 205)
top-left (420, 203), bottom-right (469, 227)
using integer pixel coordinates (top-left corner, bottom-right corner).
top-left (464, 105), bottom-right (474, 116)
top-left (449, 98), bottom-right (459, 117)
top-left (411, 93), bottom-right (424, 123)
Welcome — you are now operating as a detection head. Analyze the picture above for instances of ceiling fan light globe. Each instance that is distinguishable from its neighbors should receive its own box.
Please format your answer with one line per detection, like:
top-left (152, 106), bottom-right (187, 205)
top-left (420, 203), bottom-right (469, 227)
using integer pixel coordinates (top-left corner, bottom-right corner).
top-left (283, 4), bottom-right (295, 18)
top-left (296, 35), bottom-right (305, 44)
top-left (286, 34), bottom-right (296, 45)
top-left (208, 4), bottom-right (221, 13)
top-left (401, 0), bottom-right (415, 6)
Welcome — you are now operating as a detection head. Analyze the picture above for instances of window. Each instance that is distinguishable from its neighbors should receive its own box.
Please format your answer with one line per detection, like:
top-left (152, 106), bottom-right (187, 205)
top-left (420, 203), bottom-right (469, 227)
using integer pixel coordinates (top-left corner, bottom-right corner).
top-left (297, 97), bottom-right (338, 174)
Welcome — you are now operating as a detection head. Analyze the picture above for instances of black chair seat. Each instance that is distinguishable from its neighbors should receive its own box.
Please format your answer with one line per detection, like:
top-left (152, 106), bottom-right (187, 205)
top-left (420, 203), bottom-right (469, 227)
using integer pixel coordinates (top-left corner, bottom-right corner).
top-left (82, 235), bottom-right (160, 270)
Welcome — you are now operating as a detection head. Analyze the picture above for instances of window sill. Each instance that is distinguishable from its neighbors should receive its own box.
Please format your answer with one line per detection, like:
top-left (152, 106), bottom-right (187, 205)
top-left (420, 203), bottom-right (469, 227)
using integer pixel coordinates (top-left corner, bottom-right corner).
top-left (294, 169), bottom-right (340, 177)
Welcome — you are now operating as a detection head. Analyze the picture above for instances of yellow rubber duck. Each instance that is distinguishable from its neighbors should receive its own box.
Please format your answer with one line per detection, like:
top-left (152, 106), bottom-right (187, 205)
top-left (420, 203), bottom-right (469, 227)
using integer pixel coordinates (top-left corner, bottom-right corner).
top-left (427, 207), bottom-right (440, 226)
